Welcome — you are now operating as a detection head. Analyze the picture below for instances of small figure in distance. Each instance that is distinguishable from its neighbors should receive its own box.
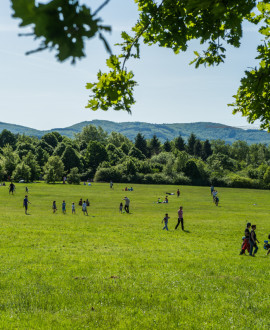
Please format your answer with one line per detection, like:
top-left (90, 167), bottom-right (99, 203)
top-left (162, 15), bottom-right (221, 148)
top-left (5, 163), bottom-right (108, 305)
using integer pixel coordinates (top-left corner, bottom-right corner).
top-left (86, 199), bottom-right (90, 206)
top-left (110, 180), bottom-right (113, 189)
top-left (79, 198), bottom-right (82, 206)
top-left (215, 196), bottom-right (219, 206)
top-left (264, 234), bottom-right (270, 255)
top-left (175, 206), bottom-right (184, 231)
top-left (52, 201), bottom-right (57, 213)
top-left (23, 195), bottom-right (31, 215)
top-left (249, 225), bottom-right (259, 257)
top-left (212, 190), bottom-right (218, 203)
top-left (240, 222), bottom-right (251, 255)
top-left (163, 196), bottom-right (168, 203)
top-left (123, 197), bottom-right (130, 213)
top-left (211, 185), bottom-right (214, 196)
top-left (9, 182), bottom-right (15, 195)
top-left (119, 202), bottom-right (123, 213)
top-left (25, 186), bottom-right (29, 193)
top-left (82, 200), bottom-right (88, 216)
top-left (84, 182), bottom-right (86, 186)
top-left (62, 200), bottom-right (66, 214)
top-left (162, 213), bottom-right (170, 231)
top-left (177, 189), bottom-right (180, 197)
top-left (125, 187), bottom-right (128, 191)
top-left (157, 198), bottom-right (162, 204)
top-left (72, 202), bottom-right (75, 214)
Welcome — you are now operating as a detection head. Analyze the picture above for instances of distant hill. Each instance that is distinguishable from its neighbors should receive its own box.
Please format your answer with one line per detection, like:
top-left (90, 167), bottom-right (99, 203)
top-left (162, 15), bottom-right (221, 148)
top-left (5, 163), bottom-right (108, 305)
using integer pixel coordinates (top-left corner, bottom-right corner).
top-left (0, 120), bottom-right (270, 145)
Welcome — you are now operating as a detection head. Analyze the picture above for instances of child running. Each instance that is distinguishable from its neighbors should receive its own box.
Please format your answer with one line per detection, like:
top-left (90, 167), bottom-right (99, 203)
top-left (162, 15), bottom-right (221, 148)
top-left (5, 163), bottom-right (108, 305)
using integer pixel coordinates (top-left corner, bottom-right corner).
top-left (162, 213), bottom-right (170, 231)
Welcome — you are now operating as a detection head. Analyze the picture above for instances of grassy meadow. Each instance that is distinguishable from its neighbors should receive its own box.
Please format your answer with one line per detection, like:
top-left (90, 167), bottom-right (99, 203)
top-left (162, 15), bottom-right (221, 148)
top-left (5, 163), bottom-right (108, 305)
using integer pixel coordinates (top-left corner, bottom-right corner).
top-left (0, 182), bottom-right (269, 329)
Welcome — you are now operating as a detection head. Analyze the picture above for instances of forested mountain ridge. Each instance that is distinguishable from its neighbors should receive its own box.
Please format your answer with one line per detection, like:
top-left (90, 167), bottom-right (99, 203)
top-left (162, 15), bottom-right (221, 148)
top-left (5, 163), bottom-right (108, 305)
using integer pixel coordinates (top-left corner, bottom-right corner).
top-left (0, 120), bottom-right (269, 144)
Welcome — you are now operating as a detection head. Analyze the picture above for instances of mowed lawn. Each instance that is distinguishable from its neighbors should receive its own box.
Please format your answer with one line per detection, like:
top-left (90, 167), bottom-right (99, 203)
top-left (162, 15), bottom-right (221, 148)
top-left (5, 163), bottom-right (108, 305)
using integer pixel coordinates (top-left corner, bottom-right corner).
top-left (0, 183), bottom-right (269, 329)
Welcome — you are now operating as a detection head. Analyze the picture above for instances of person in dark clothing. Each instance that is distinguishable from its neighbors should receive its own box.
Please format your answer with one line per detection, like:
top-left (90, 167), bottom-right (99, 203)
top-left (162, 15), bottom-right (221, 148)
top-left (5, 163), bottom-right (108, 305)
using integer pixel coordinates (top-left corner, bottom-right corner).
top-left (9, 182), bottom-right (15, 195)
top-left (249, 225), bottom-right (259, 257)
top-left (240, 222), bottom-right (251, 255)
top-left (23, 195), bottom-right (30, 215)
top-left (175, 206), bottom-right (184, 230)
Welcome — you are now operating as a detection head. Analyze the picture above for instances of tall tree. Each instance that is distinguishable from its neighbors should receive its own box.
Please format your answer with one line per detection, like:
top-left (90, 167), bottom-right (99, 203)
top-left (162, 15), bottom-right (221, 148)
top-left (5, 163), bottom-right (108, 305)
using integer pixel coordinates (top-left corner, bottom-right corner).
top-left (174, 136), bottom-right (185, 151)
top-left (85, 141), bottom-right (108, 171)
top-left (61, 146), bottom-right (82, 173)
top-left (202, 140), bottom-right (213, 161)
top-left (149, 135), bottom-right (161, 156)
top-left (187, 133), bottom-right (197, 155)
top-left (163, 140), bottom-right (172, 152)
top-left (0, 130), bottom-right (17, 148)
top-left (134, 133), bottom-right (148, 157)
top-left (193, 140), bottom-right (202, 158)
top-left (43, 156), bottom-right (65, 183)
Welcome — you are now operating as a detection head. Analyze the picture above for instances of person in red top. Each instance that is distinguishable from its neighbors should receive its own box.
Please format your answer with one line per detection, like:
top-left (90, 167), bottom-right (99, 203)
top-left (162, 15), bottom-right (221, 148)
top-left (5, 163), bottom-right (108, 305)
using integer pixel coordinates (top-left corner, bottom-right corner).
top-left (175, 206), bottom-right (184, 230)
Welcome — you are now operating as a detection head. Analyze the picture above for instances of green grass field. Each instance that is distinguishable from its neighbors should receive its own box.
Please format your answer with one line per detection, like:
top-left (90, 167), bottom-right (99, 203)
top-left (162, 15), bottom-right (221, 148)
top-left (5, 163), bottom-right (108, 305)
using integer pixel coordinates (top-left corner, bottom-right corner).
top-left (0, 183), bottom-right (269, 329)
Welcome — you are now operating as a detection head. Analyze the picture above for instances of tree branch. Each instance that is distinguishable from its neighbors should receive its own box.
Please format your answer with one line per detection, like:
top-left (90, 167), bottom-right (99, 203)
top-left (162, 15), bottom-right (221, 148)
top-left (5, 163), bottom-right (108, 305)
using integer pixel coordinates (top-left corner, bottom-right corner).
top-left (93, 0), bottom-right (111, 16)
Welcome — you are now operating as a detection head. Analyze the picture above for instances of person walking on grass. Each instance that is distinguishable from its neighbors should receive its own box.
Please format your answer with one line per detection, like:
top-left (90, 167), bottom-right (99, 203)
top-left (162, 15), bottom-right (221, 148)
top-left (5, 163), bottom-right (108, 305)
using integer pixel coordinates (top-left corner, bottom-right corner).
top-left (177, 189), bottom-right (180, 197)
top-left (175, 206), bottom-right (184, 230)
top-left (249, 225), bottom-right (259, 257)
top-left (62, 200), bottom-right (66, 214)
top-left (162, 213), bottom-right (170, 231)
top-left (82, 201), bottom-right (88, 216)
top-left (119, 202), bottom-right (123, 213)
top-left (123, 197), bottom-right (130, 213)
top-left (23, 195), bottom-right (30, 215)
top-left (52, 201), bottom-right (57, 213)
top-left (240, 222), bottom-right (251, 255)
top-left (9, 182), bottom-right (15, 195)
top-left (72, 202), bottom-right (75, 214)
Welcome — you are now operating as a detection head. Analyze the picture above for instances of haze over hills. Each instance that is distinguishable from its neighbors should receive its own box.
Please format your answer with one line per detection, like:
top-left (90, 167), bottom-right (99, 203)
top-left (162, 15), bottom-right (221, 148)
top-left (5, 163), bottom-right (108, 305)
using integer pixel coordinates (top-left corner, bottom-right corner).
top-left (0, 120), bottom-right (269, 145)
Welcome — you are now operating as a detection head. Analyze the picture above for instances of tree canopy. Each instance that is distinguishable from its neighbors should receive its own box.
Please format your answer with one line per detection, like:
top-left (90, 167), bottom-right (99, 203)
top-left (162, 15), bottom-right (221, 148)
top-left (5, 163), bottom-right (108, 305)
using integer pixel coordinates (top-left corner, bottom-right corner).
top-left (11, 0), bottom-right (270, 129)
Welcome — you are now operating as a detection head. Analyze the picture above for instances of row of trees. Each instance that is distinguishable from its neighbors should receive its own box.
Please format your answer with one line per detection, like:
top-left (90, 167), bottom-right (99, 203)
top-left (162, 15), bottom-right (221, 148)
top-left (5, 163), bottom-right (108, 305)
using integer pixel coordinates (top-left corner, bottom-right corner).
top-left (1, 125), bottom-right (270, 188)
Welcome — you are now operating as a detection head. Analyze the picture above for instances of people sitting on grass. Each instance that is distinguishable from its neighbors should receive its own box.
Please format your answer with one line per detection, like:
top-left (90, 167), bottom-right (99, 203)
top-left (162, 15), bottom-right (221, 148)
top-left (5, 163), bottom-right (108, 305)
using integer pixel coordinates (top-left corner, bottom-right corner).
top-left (240, 222), bottom-right (251, 255)
top-left (163, 196), bottom-right (168, 203)
top-left (157, 198), bottom-right (162, 204)
top-left (249, 225), bottom-right (259, 257)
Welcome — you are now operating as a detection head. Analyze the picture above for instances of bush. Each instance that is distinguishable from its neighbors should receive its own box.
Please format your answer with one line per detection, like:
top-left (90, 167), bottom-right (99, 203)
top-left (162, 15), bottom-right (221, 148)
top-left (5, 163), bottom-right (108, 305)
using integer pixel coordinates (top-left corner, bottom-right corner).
top-left (94, 167), bottom-right (122, 182)
top-left (225, 175), bottom-right (262, 189)
top-left (67, 167), bottom-right (81, 184)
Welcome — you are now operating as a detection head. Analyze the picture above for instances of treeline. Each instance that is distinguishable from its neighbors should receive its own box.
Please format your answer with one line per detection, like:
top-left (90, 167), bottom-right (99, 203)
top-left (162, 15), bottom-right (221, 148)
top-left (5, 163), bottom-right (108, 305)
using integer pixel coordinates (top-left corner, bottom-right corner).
top-left (0, 125), bottom-right (270, 189)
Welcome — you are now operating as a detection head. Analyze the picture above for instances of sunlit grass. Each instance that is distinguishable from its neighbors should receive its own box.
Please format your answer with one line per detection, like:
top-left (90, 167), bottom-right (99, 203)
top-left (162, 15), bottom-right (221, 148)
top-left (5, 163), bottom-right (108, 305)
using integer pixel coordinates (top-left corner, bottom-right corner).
top-left (0, 182), bottom-right (269, 329)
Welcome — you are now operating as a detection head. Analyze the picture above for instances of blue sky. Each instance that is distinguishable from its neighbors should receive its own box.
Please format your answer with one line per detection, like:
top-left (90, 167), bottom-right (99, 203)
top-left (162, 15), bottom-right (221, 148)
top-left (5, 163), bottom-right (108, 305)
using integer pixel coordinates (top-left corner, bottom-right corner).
top-left (0, 0), bottom-right (263, 130)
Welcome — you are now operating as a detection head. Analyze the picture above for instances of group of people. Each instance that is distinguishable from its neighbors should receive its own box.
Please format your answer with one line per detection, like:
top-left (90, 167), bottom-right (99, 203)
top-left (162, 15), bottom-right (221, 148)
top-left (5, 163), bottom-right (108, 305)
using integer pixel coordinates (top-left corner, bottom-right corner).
top-left (52, 199), bottom-right (89, 215)
top-left (119, 196), bottom-right (130, 213)
top-left (240, 223), bottom-right (270, 256)
top-left (162, 206), bottom-right (184, 231)
top-left (156, 196), bottom-right (169, 204)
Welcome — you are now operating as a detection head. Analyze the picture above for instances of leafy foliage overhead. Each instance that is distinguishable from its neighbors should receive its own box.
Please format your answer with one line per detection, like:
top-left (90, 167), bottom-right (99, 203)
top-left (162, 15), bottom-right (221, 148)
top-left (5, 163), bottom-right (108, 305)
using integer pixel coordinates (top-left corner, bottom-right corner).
top-left (11, 0), bottom-right (270, 128)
